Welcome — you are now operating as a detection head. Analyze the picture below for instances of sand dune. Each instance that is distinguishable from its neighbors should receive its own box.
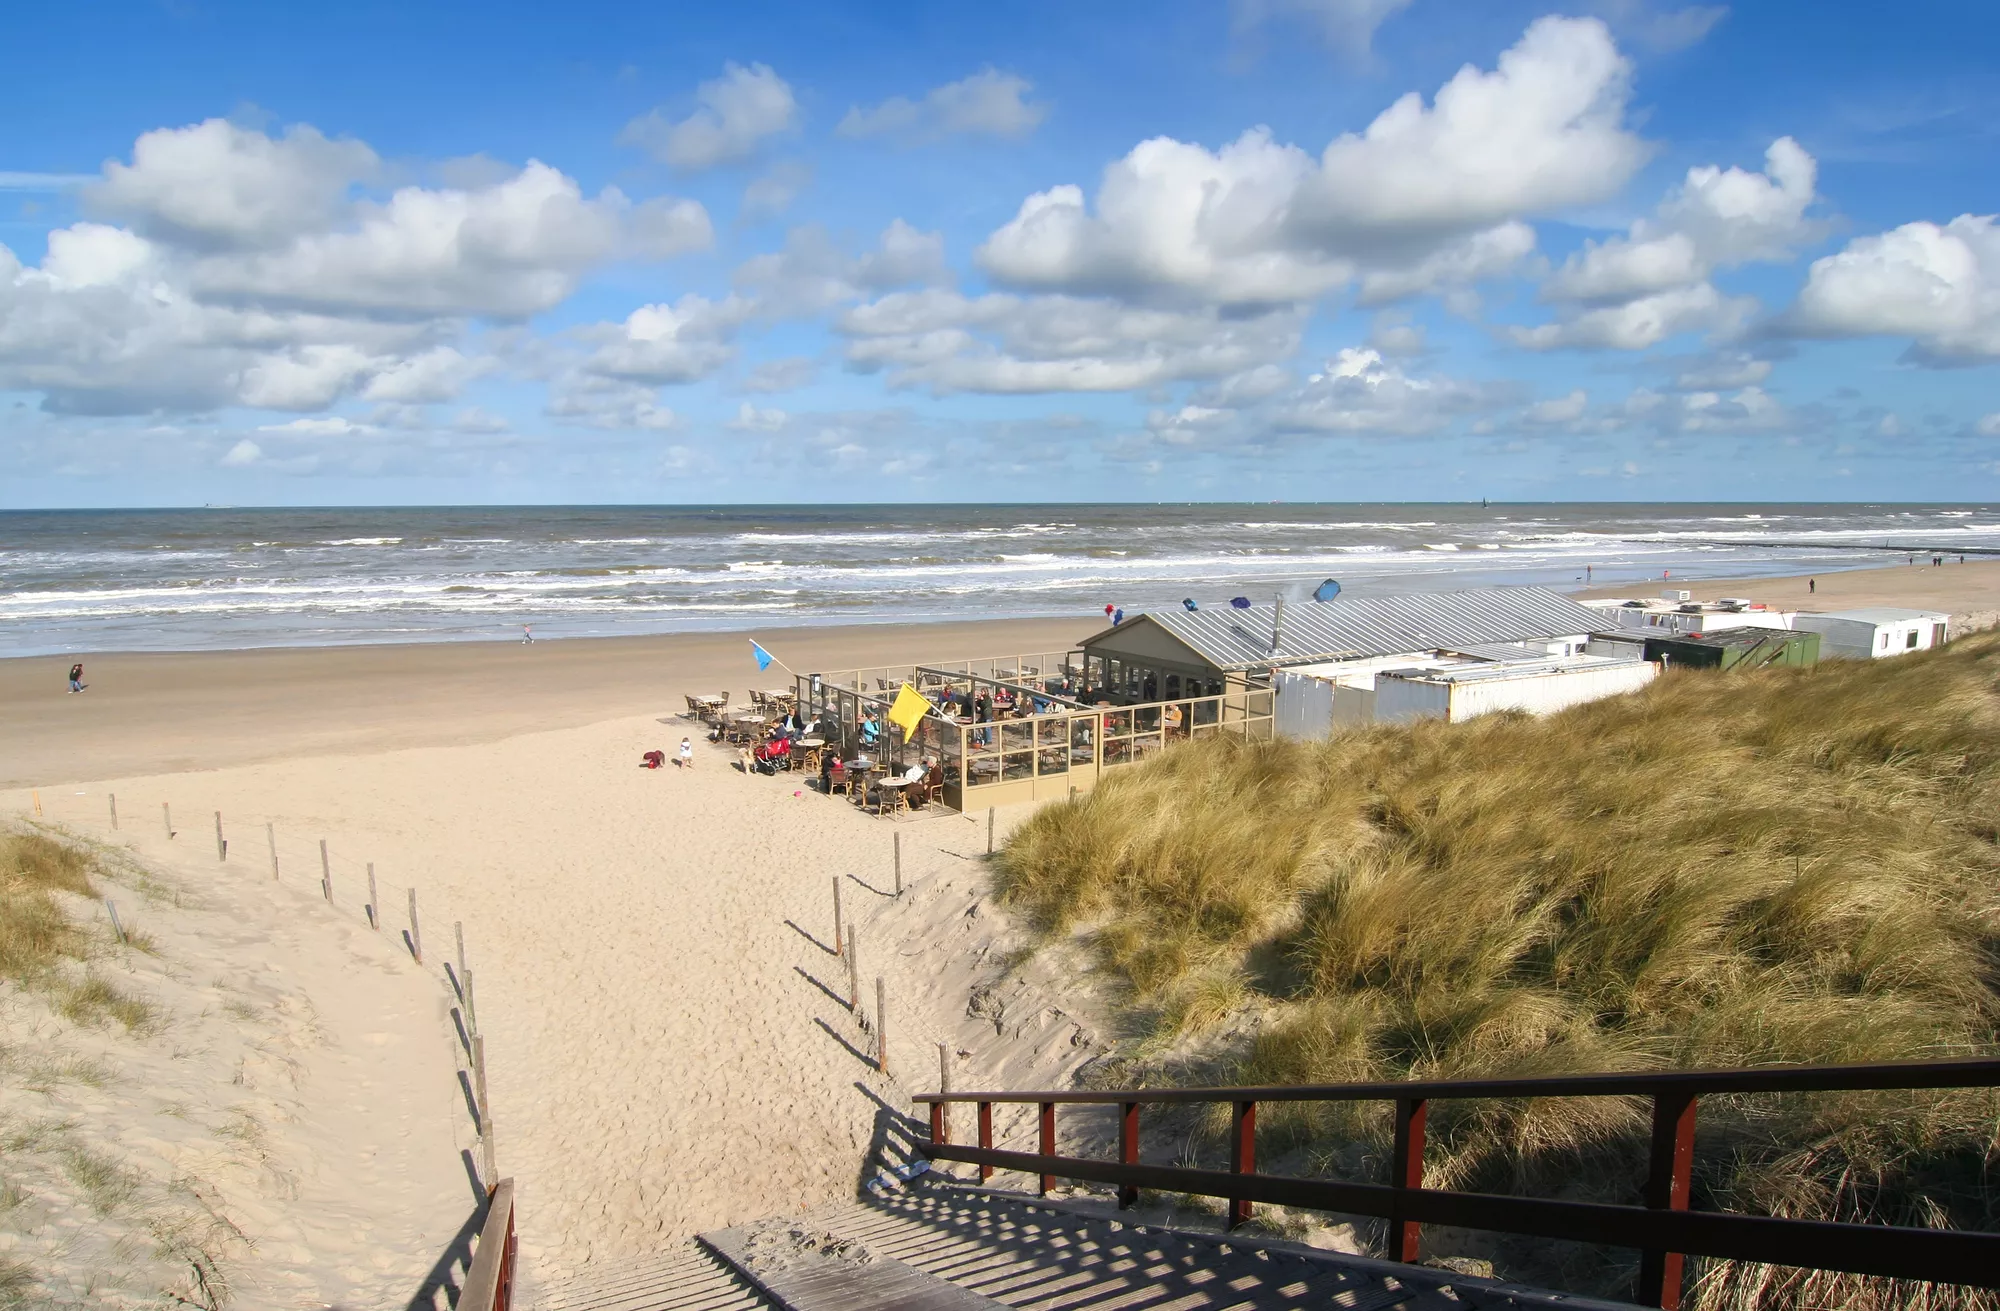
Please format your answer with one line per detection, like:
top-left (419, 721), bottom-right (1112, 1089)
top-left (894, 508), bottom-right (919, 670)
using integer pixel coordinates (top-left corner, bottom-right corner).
top-left (5, 708), bottom-right (1099, 1294)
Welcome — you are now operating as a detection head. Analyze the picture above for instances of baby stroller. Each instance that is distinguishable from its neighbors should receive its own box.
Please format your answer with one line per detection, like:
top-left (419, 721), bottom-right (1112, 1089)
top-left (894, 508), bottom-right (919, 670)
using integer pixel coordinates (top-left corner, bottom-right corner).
top-left (752, 735), bottom-right (793, 775)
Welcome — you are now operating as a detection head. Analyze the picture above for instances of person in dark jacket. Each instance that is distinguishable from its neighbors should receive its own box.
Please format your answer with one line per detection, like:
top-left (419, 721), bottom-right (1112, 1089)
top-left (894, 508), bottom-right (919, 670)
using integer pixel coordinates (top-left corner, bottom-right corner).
top-left (68, 663), bottom-right (85, 693)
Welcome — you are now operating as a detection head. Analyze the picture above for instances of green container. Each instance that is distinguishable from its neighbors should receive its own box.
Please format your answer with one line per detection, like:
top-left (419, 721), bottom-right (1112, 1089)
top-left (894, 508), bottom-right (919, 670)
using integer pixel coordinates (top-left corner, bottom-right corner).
top-left (1643, 628), bottom-right (1821, 670)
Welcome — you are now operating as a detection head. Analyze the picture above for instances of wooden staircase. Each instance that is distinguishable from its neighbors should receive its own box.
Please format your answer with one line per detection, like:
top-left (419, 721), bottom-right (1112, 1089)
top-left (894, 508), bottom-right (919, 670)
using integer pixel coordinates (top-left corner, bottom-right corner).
top-left (531, 1176), bottom-right (1638, 1311)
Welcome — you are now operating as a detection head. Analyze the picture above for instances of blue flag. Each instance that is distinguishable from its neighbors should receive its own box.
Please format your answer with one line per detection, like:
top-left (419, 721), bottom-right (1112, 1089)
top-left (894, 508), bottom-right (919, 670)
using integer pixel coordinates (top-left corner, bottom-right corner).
top-left (751, 640), bottom-right (774, 671)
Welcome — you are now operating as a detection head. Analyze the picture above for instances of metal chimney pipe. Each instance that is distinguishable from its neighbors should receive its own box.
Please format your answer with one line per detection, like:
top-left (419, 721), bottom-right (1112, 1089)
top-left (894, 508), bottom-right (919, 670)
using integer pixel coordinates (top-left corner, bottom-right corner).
top-left (1271, 596), bottom-right (1285, 654)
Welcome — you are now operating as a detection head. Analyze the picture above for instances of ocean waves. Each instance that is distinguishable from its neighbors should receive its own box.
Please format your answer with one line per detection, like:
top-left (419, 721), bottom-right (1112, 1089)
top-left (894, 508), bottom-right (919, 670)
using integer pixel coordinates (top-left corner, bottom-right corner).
top-left (1, 502), bottom-right (1992, 654)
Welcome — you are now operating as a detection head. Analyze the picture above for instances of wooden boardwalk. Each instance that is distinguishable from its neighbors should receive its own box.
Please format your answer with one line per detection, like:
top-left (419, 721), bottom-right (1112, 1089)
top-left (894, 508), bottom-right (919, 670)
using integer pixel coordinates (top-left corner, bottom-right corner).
top-left (532, 1178), bottom-right (1641, 1311)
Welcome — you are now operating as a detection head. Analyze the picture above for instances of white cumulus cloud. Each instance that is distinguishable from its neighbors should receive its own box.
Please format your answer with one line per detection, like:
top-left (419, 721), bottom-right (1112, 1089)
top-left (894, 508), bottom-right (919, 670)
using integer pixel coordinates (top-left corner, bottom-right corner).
top-left (0, 118), bottom-right (711, 416)
top-left (621, 63), bottom-right (797, 171)
top-left (839, 289), bottom-right (1306, 395)
top-left (91, 118), bottom-right (378, 250)
top-left (1518, 137), bottom-right (1818, 350)
top-left (838, 70), bottom-right (1048, 143)
top-left (976, 17), bottom-right (1643, 306)
top-left (1789, 214), bottom-right (2000, 361)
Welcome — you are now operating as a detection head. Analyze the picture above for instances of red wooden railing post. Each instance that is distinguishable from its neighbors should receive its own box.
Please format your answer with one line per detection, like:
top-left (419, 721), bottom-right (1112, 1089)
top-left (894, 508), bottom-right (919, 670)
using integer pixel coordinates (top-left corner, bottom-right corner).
top-left (1039, 1101), bottom-right (1058, 1196)
top-left (1229, 1100), bottom-right (1257, 1229)
top-left (1390, 1096), bottom-right (1428, 1263)
top-left (1119, 1101), bottom-right (1141, 1209)
top-left (930, 1101), bottom-right (948, 1146)
top-left (1637, 1091), bottom-right (1698, 1309)
top-left (978, 1101), bottom-right (994, 1182)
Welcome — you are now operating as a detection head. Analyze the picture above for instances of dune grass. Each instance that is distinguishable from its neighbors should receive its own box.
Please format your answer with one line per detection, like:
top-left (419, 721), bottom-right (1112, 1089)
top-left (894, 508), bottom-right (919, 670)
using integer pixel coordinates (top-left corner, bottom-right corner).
top-left (0, 828), bottom-right (155, 1031)
top-left (994, 631), bottom-right (2000, 1309)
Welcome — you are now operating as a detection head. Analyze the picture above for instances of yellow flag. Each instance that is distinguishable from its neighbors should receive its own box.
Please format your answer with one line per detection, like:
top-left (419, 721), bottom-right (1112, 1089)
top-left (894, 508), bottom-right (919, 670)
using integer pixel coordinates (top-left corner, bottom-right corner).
top-left (888, 681), bottom-right (931, 740)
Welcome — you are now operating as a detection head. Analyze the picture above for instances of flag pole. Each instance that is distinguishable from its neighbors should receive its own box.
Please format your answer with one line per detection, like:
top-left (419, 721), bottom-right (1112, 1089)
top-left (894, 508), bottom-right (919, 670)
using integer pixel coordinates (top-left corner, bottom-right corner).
top-left (749, 639), bottom-right (801, 681)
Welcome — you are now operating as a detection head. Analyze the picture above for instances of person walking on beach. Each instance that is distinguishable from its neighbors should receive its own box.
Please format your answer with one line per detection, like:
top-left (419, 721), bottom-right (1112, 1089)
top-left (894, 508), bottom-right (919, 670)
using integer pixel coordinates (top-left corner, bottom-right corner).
top-left (522, 624), bottom-right (533, 643)
top-left (678, 737), bottom-right (694, 769)
top-left (67, 662), bottom-right (85, 693)
top-left (1808, 578), bottom-right (1816, 594)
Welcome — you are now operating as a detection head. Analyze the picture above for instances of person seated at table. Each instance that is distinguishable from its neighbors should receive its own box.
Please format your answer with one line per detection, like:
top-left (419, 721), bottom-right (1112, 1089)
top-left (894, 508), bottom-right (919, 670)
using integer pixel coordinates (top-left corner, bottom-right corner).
top-left (1164, 702), bottom-right (1185, 736)
top-left (860, 714), bottom-right (882, 747)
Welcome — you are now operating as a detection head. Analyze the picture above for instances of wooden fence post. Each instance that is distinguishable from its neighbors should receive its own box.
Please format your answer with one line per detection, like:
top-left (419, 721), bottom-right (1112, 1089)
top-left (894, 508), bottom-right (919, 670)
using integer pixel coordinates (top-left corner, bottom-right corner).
top-left (876, 976), bottom-right (888, 1074)
top-left (31, 790), bottom-right (39, 818)
top-left (455, 920), bottom-right (467, 992)
top-left (318, 839), bottom-right (332, 902)
top-left (109, 794), bottom-right (118, 829)
top-left (833, 876), bottom-right (844, 956)
top-left (105, 899), bottom-right (126, 944)
top-left (1636, 1091), bottom-right (1698, 1309)
top-left (215, 812), bottom-right (226, 861)
top-left (1229, 1100), bottom-right (1258, 1229)
top-left (987, 807), bottom-right (995, 855)
top-left (473, 1034), bottom-right (496, 1185)
top-left (266, 823), bottom-right (278, 879)
top-left (847, 929), bottom-right (860, 1012)
top-left (163, 802), bottom-right (173, 839)
top-left (464, 967), bottom-right (479, 1037)
top-left (893, 832), bottom-right (902, 896)
top-left (366, 863), bottom-right (379, 929)
top-left (408, 888), bottom-right (422, 964)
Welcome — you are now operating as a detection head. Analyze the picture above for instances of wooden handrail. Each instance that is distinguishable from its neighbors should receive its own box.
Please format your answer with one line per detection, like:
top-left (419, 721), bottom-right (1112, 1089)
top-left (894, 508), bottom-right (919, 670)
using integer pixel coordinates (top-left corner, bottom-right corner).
top-left (460, 1179), bottom-right (517, 1311)
top-left (912, 1054), bottom-right (2000, 1105)
top-left (915, 1058), bottom-right (2000, 1310)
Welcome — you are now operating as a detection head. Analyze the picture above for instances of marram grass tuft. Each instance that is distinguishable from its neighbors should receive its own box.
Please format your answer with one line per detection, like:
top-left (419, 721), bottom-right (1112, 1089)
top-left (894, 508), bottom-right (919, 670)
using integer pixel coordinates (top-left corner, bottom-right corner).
top-left (996, 631), bottom-right (2000, 1309)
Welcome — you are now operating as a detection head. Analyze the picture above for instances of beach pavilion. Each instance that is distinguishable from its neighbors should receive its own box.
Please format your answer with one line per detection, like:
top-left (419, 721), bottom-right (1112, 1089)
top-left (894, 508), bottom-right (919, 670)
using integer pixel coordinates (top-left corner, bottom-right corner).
top-left (1075, 586), bottom-right (1612, 704)
top-left (786, 586), bottom-right (1614, 814)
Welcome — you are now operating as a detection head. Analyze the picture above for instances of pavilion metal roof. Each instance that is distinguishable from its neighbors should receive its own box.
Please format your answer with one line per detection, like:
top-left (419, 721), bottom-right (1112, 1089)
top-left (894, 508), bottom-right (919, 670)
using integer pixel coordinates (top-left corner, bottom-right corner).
top-left (1083, 587), bottom-right (1610, 672)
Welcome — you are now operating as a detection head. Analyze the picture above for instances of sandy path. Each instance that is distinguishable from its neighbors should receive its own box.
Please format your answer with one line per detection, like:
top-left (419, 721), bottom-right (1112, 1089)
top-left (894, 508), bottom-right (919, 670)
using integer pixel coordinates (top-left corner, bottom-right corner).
top-left (6, 711), bottom-right (1024, 1288)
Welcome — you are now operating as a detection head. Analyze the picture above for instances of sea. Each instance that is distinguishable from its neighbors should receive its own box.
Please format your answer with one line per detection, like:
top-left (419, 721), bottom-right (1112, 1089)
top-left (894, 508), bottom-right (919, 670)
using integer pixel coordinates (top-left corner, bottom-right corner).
top-left (3, 503), bottom-right (1996, 657)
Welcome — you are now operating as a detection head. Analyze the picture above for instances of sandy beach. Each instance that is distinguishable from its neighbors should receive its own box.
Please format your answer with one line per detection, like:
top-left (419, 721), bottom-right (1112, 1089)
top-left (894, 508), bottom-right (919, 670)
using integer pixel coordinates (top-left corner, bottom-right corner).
top-left (1578, 556), bottom-right (2000, 622)
top-left (7, 562), bottom-right (2000, 1296)
top-left (1, 611), bottom-right (1106, 1295)
top-left (0, 615), bottom-right (1087, 788)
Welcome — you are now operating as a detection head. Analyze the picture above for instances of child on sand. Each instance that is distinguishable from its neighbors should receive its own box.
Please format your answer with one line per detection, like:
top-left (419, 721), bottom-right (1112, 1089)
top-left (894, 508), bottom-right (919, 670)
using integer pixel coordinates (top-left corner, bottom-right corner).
top-left (68, 662), bottom-right (84, 693)
top-left (678, 737), bottom-right (694, 769)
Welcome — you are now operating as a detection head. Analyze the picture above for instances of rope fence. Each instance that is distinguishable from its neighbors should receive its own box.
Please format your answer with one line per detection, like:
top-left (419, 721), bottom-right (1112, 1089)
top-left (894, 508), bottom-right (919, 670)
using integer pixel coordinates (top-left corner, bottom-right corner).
top-left (16, 784), bottom-right (503, 1196)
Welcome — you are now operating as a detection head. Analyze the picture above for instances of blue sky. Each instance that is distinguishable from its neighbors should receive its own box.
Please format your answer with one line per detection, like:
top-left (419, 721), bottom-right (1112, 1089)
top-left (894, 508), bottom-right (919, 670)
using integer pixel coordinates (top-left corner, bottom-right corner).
top-left (2, 0), bottom-right (1997, 506)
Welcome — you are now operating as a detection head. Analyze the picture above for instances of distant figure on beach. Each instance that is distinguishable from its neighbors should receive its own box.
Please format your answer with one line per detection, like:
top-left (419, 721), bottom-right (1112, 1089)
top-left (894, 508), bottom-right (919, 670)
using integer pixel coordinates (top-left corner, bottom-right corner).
top-left (678, 737), bottom-right (694, 769)
top-left (1586, 565), bottom-right (1593, 582)
top-left (1809, 578), bottom-right (1816, 594)
top-left (522, 624), bottom-right (533, 643)
top-left (67, 662), bottom-right (85, 693)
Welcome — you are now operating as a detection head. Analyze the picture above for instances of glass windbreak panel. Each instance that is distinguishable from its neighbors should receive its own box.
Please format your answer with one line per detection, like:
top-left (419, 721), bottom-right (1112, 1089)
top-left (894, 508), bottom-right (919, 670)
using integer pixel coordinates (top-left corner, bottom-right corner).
top-left (1070, 716), bottom-right (1096, 760)
top-left (1036, 718), bottom-right (1069, 774)
top-left (1192, 696), bottom-right (1219, 726)
top-left (1002, 751), bottom-right (1034, 781)
top-left (1103, 709), bottom-right (1134, 738)
top-left (1001, 720), bottom-right (1034, 751)
top-left (1103, 735), bottom-right (1133, 765)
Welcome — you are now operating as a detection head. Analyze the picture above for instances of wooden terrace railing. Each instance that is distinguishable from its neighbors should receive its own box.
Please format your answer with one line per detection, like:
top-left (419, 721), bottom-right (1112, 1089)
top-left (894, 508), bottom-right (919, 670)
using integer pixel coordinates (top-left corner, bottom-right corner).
top-left (914, 1058), bottom-right (2000, 1310)
top-left (460, 1179), bottom-right (518, 1311)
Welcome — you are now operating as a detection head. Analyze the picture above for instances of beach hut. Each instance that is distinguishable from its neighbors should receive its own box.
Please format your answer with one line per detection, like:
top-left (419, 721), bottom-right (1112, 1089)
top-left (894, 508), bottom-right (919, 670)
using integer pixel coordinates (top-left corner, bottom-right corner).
top-left (1793, 607), bottom-right (1950, 659)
